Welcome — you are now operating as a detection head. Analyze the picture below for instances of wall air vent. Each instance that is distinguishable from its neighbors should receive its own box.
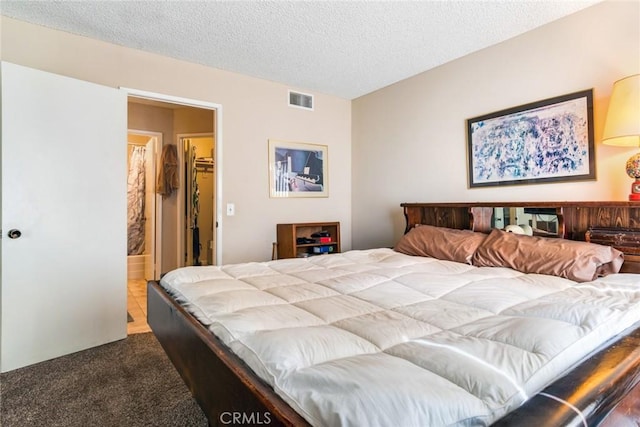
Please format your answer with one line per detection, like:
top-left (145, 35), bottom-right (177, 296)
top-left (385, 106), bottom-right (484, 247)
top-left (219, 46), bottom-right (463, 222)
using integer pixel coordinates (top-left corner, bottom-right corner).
top-left (288, 90), bottom-right (314, 111)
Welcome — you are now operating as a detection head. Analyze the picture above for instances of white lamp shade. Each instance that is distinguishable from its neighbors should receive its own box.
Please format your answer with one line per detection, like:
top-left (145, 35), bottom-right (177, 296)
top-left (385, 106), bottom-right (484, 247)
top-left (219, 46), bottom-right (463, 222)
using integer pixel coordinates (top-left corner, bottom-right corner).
top-left (602, 74), bottom-right (640, 147)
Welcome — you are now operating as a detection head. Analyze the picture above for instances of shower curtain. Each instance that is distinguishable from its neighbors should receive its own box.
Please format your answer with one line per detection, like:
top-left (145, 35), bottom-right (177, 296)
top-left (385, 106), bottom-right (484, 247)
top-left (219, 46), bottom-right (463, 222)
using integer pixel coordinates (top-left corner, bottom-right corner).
top-left (128, 146), bottom-right (146, 255)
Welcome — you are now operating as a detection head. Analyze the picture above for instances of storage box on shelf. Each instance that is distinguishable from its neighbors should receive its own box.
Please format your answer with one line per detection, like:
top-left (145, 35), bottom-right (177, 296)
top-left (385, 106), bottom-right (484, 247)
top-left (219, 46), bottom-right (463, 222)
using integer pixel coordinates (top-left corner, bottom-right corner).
top-left (276, 222), bottom-right (341, 259)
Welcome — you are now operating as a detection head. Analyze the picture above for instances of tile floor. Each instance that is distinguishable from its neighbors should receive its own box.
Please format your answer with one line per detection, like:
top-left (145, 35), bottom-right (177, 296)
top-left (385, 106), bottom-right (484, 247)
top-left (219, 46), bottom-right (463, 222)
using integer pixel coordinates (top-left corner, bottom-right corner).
top-left (127, 279), bottom-right (151, 334)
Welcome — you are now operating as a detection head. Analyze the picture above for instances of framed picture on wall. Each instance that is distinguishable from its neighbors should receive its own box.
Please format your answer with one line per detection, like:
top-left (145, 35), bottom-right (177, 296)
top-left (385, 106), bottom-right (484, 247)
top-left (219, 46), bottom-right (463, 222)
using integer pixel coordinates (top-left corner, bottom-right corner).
top-left (467, 89), bottom-right (595, 188)
top-left (268, 139), bottom-right (328, 198)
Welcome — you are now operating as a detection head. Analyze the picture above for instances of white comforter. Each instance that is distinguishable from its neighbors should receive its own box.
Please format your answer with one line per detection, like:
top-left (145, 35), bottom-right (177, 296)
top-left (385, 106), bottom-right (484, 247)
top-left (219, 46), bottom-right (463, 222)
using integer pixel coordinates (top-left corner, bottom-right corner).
top-left (160, 248), bottom-right (640, 426)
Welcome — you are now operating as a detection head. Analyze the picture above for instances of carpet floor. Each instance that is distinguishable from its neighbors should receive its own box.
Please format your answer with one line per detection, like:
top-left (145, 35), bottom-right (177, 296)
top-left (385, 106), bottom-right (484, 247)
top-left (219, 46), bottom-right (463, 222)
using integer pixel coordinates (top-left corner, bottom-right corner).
top-left (0, 333), bottom-right (208, 427)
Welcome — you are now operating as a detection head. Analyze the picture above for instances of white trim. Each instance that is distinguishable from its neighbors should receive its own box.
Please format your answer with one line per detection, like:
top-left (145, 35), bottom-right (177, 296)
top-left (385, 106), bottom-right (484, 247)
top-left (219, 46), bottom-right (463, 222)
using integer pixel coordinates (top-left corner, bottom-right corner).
top-left (215, 108), bottom-right (223, 265)
top-left (122, 88), bottom-right (220, 111)
top-left (122, 87), bottom-right (223, 266)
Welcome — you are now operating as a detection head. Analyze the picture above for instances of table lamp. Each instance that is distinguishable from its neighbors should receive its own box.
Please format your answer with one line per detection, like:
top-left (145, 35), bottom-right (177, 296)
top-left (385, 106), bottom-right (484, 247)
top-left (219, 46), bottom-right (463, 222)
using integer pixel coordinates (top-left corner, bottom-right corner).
top-left (602, 74), bottom-right (640, 201)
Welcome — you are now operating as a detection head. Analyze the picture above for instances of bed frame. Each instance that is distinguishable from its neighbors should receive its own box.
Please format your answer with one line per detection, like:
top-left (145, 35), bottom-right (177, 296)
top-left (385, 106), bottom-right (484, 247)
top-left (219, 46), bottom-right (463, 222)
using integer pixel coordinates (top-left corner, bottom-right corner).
top-left (148, 201), bottom-right (640, 426)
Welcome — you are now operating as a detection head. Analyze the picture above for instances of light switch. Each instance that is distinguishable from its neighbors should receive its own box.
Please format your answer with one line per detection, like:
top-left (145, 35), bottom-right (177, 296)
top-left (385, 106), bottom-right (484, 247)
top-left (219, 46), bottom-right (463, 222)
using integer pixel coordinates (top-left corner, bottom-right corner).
top-left (226, 203), bottom-right (235, 216)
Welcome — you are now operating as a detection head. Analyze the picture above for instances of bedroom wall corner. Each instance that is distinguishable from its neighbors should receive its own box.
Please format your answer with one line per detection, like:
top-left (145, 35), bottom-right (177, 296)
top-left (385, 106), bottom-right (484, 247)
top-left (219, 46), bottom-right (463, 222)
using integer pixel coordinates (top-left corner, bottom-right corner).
top-left (351, 0), bottom-right (640, 250)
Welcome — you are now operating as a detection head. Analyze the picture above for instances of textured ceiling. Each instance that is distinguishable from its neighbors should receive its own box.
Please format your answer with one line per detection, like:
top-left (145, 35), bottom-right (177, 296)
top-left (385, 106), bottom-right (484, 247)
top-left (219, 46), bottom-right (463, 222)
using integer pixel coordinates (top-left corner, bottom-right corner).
top-left (0, 0), bottom-right (601, 99)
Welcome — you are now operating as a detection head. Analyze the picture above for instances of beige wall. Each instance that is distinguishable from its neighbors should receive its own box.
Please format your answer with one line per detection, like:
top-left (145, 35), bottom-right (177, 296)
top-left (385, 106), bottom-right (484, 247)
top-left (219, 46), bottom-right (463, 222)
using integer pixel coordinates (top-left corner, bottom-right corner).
top-left (1, 17), bottom-right (352, 264)
top-left (352, 0), bottom-right (640, 250)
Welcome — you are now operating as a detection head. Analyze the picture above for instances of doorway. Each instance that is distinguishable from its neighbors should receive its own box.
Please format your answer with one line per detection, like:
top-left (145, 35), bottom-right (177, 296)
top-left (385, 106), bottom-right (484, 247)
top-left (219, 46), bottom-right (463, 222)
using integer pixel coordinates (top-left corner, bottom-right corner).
top-left (124, 88), bottom-right (221, 335)
top-left (127, 130), bottom-right (162, 281)
top-left (125, 91), bottom-right (221, 270)
top-left (180, 134), bottom-right (215, 266)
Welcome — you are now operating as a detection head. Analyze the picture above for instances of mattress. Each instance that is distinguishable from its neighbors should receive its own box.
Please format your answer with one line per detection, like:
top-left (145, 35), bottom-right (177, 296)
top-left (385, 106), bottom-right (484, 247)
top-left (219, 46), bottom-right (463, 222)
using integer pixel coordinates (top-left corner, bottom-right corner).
top-left (159, 248), bottom-right (640, 426)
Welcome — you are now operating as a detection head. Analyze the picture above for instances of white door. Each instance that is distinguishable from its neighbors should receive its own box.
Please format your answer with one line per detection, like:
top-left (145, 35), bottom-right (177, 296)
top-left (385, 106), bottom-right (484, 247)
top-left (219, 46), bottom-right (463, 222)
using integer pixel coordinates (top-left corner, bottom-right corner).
top-left (1, 62), bottom-right (127, 372)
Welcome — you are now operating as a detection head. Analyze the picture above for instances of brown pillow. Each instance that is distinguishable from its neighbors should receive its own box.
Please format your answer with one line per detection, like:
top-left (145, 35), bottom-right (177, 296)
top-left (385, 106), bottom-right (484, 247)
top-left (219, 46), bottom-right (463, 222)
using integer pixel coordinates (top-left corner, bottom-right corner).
top-left (472, 228), bottom-right (624, 282)
top-left (394, 225), bottom-right (488, 264)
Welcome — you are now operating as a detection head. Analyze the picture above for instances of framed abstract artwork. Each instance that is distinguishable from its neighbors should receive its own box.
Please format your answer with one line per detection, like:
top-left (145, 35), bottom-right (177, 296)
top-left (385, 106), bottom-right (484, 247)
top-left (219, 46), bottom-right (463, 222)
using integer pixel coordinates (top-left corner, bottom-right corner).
top-left (467, 89), bottom-right (594, 188)
top-left (268, 139), bottom-right (328, 198)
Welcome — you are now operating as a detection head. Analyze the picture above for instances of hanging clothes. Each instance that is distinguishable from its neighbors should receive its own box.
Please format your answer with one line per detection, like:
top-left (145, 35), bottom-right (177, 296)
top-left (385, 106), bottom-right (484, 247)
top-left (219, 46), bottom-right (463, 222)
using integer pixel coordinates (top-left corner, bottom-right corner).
top-left (127, 146), bottom-right (146, 255)
top-left (190, 146), bottom-right (202, 265)
top-left (192, 225), bottom-right (201, 265)
top-left (156, 144), bottom-right (179, 197)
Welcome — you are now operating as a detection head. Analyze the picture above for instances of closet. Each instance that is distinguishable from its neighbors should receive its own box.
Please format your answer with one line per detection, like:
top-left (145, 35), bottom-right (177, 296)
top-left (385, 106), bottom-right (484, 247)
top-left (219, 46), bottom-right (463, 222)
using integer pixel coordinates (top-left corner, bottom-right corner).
top-left (182, 135), bottom-right (215, 266)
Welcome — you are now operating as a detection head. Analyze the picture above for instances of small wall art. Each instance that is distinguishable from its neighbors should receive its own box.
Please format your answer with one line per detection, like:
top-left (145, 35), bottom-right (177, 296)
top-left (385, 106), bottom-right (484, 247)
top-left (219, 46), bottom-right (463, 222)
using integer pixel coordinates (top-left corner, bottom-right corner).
top-left (268, 139), bottom-right (328, 198)
top-left (467, 89), bottom-right (594, 188)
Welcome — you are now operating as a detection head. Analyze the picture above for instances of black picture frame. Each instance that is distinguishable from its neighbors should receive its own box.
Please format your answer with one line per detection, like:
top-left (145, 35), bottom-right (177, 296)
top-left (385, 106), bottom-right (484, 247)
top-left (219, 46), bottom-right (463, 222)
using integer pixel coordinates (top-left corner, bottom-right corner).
top-left (467, 89), bottom-right (595, 188)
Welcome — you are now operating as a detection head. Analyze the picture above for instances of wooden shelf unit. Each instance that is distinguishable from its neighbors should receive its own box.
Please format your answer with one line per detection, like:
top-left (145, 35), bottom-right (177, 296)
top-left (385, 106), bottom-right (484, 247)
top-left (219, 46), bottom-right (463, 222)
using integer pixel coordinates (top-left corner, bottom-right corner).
top-left (276, 222), bottom-right (341, 259)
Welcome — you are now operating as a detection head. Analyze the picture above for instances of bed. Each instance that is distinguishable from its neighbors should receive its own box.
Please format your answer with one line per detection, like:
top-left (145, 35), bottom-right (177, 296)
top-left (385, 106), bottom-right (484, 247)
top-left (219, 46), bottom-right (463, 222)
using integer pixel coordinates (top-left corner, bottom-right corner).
top-left (148, 201), bottom-right (640, 426)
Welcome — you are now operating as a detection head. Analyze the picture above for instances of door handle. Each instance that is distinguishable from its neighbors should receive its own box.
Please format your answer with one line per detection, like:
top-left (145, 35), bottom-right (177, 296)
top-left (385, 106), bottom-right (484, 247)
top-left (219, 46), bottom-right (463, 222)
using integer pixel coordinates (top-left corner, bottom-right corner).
top-left (7, 229), bottom-right (22, 239)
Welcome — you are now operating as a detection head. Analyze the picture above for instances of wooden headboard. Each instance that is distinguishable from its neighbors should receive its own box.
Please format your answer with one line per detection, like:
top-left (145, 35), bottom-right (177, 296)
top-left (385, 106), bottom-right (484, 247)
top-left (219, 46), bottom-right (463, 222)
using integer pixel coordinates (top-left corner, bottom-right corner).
top-left (401, 201), bottom-right (640, 273)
